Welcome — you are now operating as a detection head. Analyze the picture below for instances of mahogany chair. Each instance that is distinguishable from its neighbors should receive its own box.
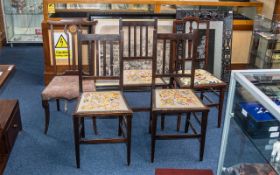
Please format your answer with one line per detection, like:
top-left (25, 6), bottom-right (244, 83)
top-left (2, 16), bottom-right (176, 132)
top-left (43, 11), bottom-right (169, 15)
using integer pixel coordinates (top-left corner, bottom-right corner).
top-left (173, 17), bottom-right (227, 129)
top-left (150, 30), bottom-right (209, 162)
top-left (41, 19), bottom-right (97, 134)
top-left (73, 32), bottom-right (132, 168)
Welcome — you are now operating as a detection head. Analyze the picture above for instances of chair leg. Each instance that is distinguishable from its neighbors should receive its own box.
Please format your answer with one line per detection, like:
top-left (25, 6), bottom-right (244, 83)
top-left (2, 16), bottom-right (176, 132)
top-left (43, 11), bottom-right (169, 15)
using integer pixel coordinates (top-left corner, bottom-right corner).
top-left (151, 112), bottom-right (157, 163)
top-left (56, 99), bottom-right (60, 111)
top-left (118, 116), bottom-right (123, 136)
top-left (200, 90), bottom-right (204, 100)
top-left (160, 115), bottom-right (165, 130)
top-left (126, 115), bottom-right (132, 166)
top-left (217, 87), bottom-right (225, 128)
top-left (73, 116), bottom-right (80, 168)
top-left (199, 111), bottom-right (209, 161)
top-left (81, 117), bottom-right (85, 138)
top-left (176, 113), bottom-right (182, 132)
top-left (42, 100), bottom-right (50, 134)
top-left (185, 112), bottom-right (191, 133)
top-left (92, 117), bottom-right (98, 135)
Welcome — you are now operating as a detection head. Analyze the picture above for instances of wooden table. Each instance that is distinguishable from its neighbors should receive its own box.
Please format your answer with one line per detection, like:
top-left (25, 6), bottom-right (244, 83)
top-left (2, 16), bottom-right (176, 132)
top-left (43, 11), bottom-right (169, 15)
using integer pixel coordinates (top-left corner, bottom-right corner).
top-left (0, 65), bottom-right (15, 89)
top-left (0, 100), bottom-right (22, 174)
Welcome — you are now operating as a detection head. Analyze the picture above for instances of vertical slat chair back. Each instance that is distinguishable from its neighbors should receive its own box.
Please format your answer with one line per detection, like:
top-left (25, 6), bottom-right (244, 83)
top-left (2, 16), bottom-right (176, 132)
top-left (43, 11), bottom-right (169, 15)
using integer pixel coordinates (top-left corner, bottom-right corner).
top-left (119, 19), bottom-right (158, 71)
top-left (77, 33), bottom-right (123, 93)
top-left (153, 30), bottom-right (199, 89)
top-left (48, 19), bottom-right (97, 75)
top-left (173, 17), bottom-right (210, 70)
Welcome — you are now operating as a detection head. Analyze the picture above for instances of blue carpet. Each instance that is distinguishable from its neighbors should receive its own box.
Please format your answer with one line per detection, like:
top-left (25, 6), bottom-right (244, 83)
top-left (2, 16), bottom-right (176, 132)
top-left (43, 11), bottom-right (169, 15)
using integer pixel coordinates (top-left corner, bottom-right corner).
top-left (0, 46), bottom-right (223, 175)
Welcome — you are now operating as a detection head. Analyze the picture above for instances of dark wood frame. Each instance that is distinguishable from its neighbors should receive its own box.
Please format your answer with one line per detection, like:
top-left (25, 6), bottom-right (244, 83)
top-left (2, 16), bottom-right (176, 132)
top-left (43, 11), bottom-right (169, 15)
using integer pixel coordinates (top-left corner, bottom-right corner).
top-left (150, 31), bottom-right (209, 162)
top-left (73, 32), bottom-right (133, 168)
top-left (173, 17), bottom-right (227, 128)
top-left (41, 19), bottom-right (97, 134)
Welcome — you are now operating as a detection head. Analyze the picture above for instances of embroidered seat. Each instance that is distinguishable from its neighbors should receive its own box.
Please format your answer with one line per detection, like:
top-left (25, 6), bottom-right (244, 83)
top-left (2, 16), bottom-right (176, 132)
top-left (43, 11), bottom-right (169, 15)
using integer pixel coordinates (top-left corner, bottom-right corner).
top-left (76, 91), bottom-right (130, 114)
top-left (123, 69), bottom-right (167, 86)
top-left (42, 76), bottom-right (95, 100)
top-left (177, 69), bottom-right (224, 87)
top-left (154, 89), bottom-right (205, 110)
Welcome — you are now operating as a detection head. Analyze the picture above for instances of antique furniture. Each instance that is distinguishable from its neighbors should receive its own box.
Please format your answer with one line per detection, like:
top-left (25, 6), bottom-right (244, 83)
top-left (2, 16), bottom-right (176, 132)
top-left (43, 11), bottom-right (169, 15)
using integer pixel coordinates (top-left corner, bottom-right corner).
top-left (173, 17), bottom-right (227, 129)
top-left (155, 169), bottom-right (214, 175)
top-left (0, 65), bottom-right (15, 89)
top-left (1, 0), bottom-right (43, 44)
top-left (41, 19), bottom-right (96, 134)
top-left (217, 69), bottom-right (280, 175)
top-left (41, 0), bottom-right (263, 85)
top-left (150, 31), bottom-right (209, 162)
top-left (73, 32), bottom-right (132, 168)
top-left (0, 100), bottom-right (22, 174)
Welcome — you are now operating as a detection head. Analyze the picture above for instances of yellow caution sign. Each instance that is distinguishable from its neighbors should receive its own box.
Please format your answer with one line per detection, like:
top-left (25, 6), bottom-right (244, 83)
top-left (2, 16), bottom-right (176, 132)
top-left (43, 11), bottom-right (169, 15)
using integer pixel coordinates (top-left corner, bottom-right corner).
top-left (55, 50), bottom-right (71, 59)
top-left (48, 3), bottom-right (55, 14)
top-left (55, 35), bottom-right (68, 48)
top-left (54, 33), bottom-right (72, 60)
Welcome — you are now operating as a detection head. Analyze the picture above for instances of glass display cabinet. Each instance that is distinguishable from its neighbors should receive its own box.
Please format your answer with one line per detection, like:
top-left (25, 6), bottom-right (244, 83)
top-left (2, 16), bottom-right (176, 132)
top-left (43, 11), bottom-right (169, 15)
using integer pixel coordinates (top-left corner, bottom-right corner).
top-left (217, 69), bottom-right (280, 175)
top-left (249, 15), bottom-right (280, 69)
top-left (1, 0), bottom-right (43, 44)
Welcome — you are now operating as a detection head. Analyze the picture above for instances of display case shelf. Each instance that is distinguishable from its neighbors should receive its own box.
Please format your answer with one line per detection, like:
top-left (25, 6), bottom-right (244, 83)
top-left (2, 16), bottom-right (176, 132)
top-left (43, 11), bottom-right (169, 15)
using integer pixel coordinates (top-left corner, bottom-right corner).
top-left (1, 0), bottom-right (43, 43)
top-left (218, 69), bottom-right (280, 175)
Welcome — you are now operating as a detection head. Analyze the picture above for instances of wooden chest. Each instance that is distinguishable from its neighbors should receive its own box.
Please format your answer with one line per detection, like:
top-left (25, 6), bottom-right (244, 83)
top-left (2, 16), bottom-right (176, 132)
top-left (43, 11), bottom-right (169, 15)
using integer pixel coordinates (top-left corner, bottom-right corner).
top-left (0, 100), bottom-right (22, 174)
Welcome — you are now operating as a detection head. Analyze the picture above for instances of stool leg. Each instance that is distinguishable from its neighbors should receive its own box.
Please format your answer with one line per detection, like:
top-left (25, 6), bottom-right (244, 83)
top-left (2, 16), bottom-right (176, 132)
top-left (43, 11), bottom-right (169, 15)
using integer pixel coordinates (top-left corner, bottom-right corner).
top-left (126, 115), bottom-right (132, 165)
top-left (151, 112), bottom-right (157, 163)
top-left (56, 99), bottom-right (60, 111)
top-left (199, 111), bottom-right (209, 161)
top-left (218, 87), bottom-right (225, 128)
top-left (176, 113), bottom-right (182, 131)
top-left (42, 100), bottom-right (50, 134)
top-left (185, 112), bottom-right (191, 133)
top-left (118, 116), bottom-right (123, 136)
top-left (73, 116), bottom-right (80, 168)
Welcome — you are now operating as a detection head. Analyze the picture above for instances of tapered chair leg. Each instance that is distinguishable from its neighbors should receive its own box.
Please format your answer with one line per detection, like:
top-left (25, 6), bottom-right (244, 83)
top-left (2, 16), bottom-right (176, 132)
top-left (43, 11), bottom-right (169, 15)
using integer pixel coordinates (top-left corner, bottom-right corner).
top-left (42, 100), bottom-right (50, 134)
top-left (185, 112), bottom-right (191, 133)
top-left (118, 116), bottom-right (123, 136)
top-left (151, 112), bottom-right (157, 163)
top-left (217, 87), bottom-right (225, 128)
top-left (126, 115), bottom-right (132, 165)
top-left (92, 118), bottom-right (98, 135)
top-left (199, 111), bottom-right (209, 161)
top-left (56, 99), bottom-right (60, 111)
top-left (160, 115), bottom-right (165, 130)
top-left (73, 116), bottom-right (81, 168)
top-left (176, 113), bottom-right (182, 131)
top-left (81, 117), bottom-right (85, 138)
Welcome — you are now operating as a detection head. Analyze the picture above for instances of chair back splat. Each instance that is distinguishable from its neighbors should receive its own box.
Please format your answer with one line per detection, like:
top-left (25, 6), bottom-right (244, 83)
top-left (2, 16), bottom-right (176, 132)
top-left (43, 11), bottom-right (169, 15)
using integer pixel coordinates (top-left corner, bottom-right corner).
top-left (48, 18), bottom-right (97, 76)
top-left (153, 30), bottom-right (199, 89)
top-left (173, 17), bottom-right (210, 70)
top-left (77, 32), bottom-right (123, 93)
top-left (119, 19), bottom-right (159, 88)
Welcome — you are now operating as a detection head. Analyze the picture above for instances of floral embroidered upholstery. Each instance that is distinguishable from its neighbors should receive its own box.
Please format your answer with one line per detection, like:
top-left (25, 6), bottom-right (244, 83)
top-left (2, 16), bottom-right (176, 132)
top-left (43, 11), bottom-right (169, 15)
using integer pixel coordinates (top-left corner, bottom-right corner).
top-left (76, 91), bottom-right (129, 113)
top-left (178, 69), bottom-right (223, 87)
top-left (42, 76), bottom-right (95, 100)
top-left (123, 69), bottom-right (166, 85)
top-left (155, 89), bottom-right (205, 109)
